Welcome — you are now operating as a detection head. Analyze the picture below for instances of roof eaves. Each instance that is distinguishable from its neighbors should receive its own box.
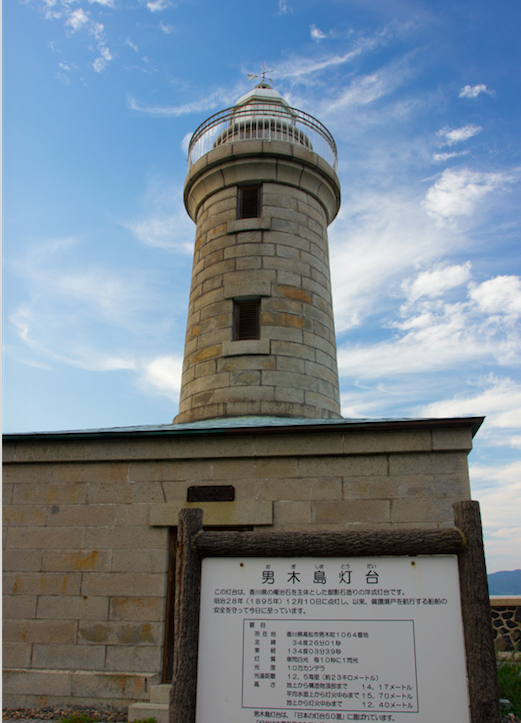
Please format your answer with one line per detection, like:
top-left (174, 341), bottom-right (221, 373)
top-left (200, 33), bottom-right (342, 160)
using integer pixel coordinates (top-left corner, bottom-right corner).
top-left (2, 415), bottom-right (485, 442)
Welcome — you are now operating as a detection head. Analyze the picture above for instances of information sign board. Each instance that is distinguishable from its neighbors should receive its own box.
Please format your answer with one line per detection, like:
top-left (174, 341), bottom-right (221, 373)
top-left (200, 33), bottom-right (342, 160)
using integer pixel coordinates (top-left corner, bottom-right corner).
top-left (195, 556), bottom-right (470, 723)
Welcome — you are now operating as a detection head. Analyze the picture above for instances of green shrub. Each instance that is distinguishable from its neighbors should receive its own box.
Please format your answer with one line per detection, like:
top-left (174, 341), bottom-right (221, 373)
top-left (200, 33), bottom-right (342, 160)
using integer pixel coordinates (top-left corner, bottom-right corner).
top-left (56, 715), bottom-right (95, 723)
top-left (498, 655), bottom-right (521, 716)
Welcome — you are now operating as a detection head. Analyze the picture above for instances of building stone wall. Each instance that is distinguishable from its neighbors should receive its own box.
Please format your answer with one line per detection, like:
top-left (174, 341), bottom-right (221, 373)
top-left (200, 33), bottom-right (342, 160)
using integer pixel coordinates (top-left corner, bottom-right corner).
top-left (176, 141), bottom-right (343, 423)
top-left (2, 418), bottom-right (478, 711)
top-left (490, 597), bottom-right (521, 652)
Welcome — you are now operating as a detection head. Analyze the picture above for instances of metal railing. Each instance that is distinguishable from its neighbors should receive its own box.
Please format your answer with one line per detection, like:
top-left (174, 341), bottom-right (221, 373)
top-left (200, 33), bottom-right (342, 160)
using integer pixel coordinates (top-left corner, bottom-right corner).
top-left (187, 103), bottom-right (338, 171)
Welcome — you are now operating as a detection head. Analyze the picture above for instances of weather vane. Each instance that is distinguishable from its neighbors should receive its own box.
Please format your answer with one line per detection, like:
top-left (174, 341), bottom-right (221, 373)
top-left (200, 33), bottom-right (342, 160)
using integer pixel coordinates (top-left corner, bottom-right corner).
top-left (247, 62), bottom-right (274, 85)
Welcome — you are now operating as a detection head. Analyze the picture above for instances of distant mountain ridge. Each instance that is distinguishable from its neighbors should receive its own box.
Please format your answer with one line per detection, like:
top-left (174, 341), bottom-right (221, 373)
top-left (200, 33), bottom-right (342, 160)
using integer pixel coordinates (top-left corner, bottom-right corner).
top-left (487, 569), bottom-right (521, 595)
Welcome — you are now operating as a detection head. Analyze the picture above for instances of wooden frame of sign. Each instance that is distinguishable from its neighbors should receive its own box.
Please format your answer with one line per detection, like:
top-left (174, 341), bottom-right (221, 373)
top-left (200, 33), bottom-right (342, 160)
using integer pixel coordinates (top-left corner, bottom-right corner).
top-left (169, 500), bottom-right (500, 723)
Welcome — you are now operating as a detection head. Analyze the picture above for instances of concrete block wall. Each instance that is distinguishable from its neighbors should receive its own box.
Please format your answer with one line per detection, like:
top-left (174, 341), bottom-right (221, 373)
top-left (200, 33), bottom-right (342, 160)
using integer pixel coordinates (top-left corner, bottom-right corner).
top-left (2, 417), bottom-right (478, 710)
top-left (175, 141), bottom-right (343, 423)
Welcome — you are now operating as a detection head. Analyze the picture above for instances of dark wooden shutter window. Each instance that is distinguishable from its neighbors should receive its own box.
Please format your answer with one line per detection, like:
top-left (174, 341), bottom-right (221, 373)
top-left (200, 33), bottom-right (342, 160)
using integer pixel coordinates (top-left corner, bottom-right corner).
top-left (234, 299), bottom-right (261, 341)
top-left (238, 185), bottom-right (261, 219)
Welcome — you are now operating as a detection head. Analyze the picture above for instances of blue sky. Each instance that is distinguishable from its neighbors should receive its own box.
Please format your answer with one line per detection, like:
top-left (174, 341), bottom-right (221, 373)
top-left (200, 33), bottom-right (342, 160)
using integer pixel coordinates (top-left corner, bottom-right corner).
top-left (3, 0), bottom-right (520, 573)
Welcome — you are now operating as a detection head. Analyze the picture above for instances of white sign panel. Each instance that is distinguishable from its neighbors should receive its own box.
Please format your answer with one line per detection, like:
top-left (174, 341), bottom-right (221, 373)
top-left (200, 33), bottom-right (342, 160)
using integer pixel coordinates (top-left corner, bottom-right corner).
top-left (195, 556), bottom-right (470, 723)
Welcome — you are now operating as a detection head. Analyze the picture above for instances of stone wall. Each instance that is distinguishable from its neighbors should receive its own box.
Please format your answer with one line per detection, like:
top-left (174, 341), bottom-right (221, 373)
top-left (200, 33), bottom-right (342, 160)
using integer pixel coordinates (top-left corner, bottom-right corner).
top-left (2, 416), bottom-right (479, 710)
top-left (491, 597), bottom-right (521, 652)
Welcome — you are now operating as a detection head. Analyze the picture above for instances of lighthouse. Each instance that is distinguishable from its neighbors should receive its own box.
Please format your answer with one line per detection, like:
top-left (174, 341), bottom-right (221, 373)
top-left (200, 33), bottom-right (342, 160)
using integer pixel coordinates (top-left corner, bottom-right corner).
top-left (175, 80), bottom-right (342, 423)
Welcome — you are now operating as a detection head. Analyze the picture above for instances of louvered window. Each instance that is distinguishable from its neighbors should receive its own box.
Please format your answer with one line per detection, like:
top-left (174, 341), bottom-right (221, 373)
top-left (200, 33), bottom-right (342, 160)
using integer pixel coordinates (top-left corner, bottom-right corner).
top-left (237, 185), bottom-right (261, 219)
top-left (234, 299), bottom-right (261, 341)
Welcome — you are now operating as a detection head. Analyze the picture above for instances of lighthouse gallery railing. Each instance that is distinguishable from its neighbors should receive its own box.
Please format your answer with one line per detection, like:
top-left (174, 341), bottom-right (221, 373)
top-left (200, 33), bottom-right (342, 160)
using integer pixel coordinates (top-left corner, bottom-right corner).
top-left (187, 104), bottom-right (338, 172)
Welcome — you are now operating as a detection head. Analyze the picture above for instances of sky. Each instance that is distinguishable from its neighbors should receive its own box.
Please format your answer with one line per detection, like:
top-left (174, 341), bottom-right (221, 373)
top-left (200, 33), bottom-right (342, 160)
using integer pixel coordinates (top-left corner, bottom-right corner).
top-left (3, 0), bottom-right (520, 573)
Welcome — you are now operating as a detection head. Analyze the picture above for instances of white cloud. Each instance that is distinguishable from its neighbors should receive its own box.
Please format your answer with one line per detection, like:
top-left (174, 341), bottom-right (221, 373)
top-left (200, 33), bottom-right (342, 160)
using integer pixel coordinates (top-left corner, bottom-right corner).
top-left (337, 271), bottom-right (521, 381)
top-left (420, 375), bottom-right (521, 429)
top-left (88, 0), bottom-right (115, 6)
top-left (127, 215), bottom-right (193, 251)
top-left (126, 38), bottom-right (139, 51)
top-left (329, 190), bottom-right (459, 332)
top-left (469, 458), bottom-right (521, 573)
top-left (99, 46), bottom-right (112, 61)
top-left (181, 132), bottom-right (192, 155)
top-left (401, 263), bottom-right (471, 303)
top-left (159, 21), bottom-right (174, 33)
top-left (65, 8), bottom-right (90, 31)
top-left (93, 57), bottom-right (108, 72)
top-left (469, 275), bottom-right (521, 317)
top-left (91, 22), bottom-right (104, 40)
top-left (310, 25), bottom-right (327, 42)
top-left (279, 0), bottom-right (290, 14)
top-left (459, 84), bottom-right (494, 99)
top-left (139, 355), bottom-right (183, 401)
top-left (437, 124), bottom-right (482, 146)
top-left (423, 168), bottom-right (505, 224)
top-left (146, 0), bottom-right (170, 11)
top-left (76, 352), bottom-right (137, 372)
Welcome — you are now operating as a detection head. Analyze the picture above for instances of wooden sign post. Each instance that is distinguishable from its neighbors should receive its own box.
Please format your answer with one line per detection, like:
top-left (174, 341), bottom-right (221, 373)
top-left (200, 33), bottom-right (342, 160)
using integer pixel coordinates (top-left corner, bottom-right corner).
top-left (169, 501), bottom-right (500, 723)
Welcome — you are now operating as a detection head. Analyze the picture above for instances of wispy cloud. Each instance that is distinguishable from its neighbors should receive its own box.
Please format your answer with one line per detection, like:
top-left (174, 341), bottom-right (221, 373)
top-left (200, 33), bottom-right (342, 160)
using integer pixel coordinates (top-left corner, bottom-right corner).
top-left (159, 21), bottom-right (174, 33)
top-left (324, 65), bottom-right (411, 113)
top-left (278, 0), bottom-right (290, 14)
top-left (277, 41), bottom-right (379, 82)
top-left (5, 233), bottom-right (185, 386)
top-left (432, 151), bottom-right (469, 163)
top-left (123, 180), bottom-right (195, 252)
top-left (459, 84), bottom-right (494, 99)
top-left (127, 85), bottom-right (242, 116)
top-left (437, 124), bottom-right (482, 146)
top-left (9, 302), bottom-right (139, 372)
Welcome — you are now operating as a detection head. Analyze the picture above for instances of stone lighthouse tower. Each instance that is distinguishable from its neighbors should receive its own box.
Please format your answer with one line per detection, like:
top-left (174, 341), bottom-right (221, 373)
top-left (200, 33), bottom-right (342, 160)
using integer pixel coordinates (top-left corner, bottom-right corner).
top-left (175, 80), bottom-right (342, 423)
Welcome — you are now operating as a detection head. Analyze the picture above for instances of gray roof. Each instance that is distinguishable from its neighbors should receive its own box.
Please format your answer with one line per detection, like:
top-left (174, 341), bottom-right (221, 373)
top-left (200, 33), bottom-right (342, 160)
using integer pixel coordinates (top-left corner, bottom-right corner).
top-left (3, 415), bottom-right (484, 441)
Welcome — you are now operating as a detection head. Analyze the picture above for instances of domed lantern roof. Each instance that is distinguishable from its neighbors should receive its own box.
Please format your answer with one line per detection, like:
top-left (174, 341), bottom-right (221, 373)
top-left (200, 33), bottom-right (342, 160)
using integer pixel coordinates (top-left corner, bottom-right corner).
top-left (233, 81), bottom-right (293, 110)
